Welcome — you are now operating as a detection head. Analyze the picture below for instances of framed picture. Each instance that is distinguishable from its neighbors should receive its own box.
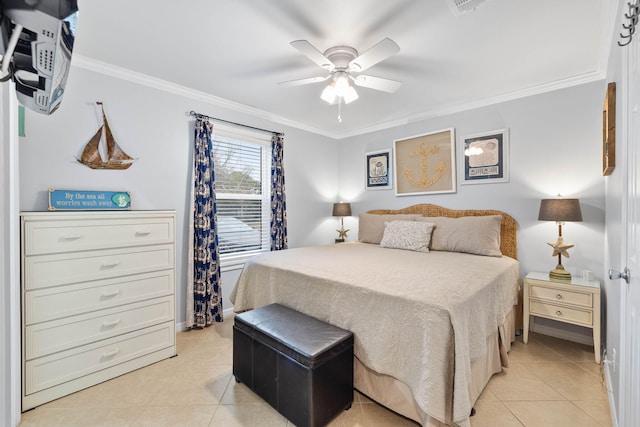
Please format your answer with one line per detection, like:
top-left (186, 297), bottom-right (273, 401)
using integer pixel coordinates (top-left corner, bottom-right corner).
top-left (603, 82), bottom-right (616, 176)
top-left (365, 149), bottom-right (392, 190)
top-left (394, 128), bottom-right (456, 196)
top-left (460, 129), bottom-right (509, 185)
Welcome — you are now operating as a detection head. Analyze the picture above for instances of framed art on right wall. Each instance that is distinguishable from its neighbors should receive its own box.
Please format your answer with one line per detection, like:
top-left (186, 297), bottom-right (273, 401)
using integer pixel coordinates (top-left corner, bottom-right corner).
top-left (460, 128), bottom-right (509, 185)
top-left (394, 128), bottom-right (456, 196)
top-left (603, 82), bottom-right (616, 176)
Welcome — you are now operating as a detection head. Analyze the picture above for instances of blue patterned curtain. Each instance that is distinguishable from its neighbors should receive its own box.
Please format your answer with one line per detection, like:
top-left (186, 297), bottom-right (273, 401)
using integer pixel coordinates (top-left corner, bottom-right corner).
top-left (193, 118), bottom-right (223, 327)
top-left (270, 133), bottom-right (288, 251)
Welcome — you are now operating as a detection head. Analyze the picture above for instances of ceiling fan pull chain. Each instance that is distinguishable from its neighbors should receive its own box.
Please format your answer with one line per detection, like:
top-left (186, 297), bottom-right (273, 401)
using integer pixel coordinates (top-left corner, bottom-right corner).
top-left (338, 97), bottom-right (343, 123)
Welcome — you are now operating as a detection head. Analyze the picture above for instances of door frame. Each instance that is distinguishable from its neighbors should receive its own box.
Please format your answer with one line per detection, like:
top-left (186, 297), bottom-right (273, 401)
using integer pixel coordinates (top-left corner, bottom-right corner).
top-left (1, 81), bottom-right (21, 427)
top-left (617, 21), bottom-right (638, 427)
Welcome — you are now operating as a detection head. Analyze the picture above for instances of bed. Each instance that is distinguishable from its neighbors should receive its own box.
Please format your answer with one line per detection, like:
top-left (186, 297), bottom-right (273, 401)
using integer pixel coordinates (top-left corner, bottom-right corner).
top-left (230, 204), bottom-right (520, 427)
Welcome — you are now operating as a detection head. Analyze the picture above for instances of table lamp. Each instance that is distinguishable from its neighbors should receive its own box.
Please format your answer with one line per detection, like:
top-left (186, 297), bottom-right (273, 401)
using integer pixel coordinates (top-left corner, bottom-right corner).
top-left (538, 198), bottom-right (583, 280)
top-left (332, 202), bottom-right (352, 243)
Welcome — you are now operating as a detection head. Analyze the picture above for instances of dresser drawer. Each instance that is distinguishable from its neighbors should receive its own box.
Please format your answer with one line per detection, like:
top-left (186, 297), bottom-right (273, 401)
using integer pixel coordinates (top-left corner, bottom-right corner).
top-left (24, 321), bottom-right (175, 395)
top-left (529, 300), bottom-right (593, 327)
top-left (25, 296), bottom-right (175, 359)
top-left (24, 244), bottom-right (174, 290)
top-left (529, 284), bottom-right (592, 308)
top-left (22, 216), bottom-right (174, 255)
top-left (24, 271), bottom-right (174, 325)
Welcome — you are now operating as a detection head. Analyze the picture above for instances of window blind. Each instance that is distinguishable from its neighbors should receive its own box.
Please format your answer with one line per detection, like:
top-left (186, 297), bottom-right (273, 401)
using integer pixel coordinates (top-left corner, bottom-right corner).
top-left (212, 134), bottom-right (270, 257)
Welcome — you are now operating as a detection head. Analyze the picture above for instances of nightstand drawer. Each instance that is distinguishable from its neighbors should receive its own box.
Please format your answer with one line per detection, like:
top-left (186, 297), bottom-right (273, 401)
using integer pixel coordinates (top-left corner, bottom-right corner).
top-left (529, 284), bottom-right (592, 308)
top-left (530, 300), bottom-right (593, 326)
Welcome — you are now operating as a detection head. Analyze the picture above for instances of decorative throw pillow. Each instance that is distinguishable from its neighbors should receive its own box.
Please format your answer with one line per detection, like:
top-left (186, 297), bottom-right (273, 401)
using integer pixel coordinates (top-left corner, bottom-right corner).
top-left (379, 220), bottom-right (435, 252)
top-left (422, 215), bottom-right (503, 257)
top-left (358, 213), bottom-right (422, 244)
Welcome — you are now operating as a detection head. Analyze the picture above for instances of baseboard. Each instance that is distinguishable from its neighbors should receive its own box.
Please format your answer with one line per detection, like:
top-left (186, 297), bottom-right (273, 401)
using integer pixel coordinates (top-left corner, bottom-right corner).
top-left (176, 321), bottom-right (187, 332)
top-left (175, 307), bottom-right (236, 332)
top-left (603, 357), bottom-right (619, 427)
top-left (530, 323), bottom-right (593, 346)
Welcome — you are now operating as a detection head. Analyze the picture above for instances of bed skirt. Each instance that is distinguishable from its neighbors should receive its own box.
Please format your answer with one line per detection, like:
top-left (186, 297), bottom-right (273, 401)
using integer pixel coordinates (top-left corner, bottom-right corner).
top-left (354, 307), bottom-right (517, 427)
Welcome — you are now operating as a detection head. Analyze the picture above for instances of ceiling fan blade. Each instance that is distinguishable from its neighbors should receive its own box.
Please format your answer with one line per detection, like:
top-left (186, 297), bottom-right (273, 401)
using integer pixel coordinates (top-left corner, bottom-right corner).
top-left (277, 75), bottom-right (330, 87)
top-left (290, 40), bottom-right (335, 70)
top-left (352, 75), bottom-right (402, 93)
top-left (349, 38), bottom-right (400, 72)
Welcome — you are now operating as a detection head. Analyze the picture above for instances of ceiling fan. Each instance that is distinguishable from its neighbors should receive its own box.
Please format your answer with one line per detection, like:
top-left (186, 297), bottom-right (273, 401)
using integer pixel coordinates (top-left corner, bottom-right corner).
top-left (278, 38), bottom-right (402, 109)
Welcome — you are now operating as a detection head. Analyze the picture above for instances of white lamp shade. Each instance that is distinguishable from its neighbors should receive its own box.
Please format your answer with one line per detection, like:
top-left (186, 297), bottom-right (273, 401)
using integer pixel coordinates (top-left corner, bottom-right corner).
top-left (343, 86), bottom-right (359, 104)
top-left (320, 84), bottom-right (336, 104)
top-left (334, 74), bottom-right (350, 97)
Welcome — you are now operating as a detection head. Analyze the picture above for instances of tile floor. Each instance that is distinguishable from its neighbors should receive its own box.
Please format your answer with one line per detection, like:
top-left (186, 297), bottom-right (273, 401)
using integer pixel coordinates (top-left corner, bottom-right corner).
top-left (19, 318), bottom-right (612, 427)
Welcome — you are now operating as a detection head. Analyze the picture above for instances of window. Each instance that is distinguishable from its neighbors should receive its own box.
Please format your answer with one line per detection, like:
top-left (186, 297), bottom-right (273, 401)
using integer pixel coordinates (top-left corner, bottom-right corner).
top-left (211, 124), bottom-right (271, 270)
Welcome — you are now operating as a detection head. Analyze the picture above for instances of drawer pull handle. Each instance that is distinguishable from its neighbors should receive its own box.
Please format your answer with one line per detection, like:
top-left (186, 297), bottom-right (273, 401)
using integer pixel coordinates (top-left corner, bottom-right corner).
top-left (556, 310), bottom-right (563, 317)
top-left (102, 348), bottom-right (120, 358)
top-left (102, 319), bottom-right (120, 327)
top-left (101, 289), bottom-right (120, 298)
top-left (135, 230), bottom-right (152, 236)
top-left (62, 234), bottom-right (82, 240)
top-left (101, 261), bottom-right (121, 268)
top-left (556, 294), bottom-right (563, 300)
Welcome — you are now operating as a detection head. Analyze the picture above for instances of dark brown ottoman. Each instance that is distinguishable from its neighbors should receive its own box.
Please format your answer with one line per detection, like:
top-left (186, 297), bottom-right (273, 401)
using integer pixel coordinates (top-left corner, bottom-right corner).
top-left (233, 303), bottom-right (354, 427)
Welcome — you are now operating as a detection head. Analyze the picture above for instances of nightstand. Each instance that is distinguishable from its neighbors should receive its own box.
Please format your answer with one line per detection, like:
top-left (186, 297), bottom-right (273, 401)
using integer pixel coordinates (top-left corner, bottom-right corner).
top-left (523, 272), bottom-right (601, 363)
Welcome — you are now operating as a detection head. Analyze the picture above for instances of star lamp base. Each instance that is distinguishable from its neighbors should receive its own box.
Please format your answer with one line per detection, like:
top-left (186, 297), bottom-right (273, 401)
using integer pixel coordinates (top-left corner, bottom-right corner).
top-left (549, 265), bottom-right (572, 281)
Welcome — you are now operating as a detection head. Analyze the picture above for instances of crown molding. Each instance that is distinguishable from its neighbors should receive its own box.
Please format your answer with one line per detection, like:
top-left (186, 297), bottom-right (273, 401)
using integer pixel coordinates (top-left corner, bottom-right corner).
top-left (70, 55), bottom-right (340, 139)
top-left (338, 70), bottom-right (606, 139)
top-left (71, 54), bottom-right (604, 141)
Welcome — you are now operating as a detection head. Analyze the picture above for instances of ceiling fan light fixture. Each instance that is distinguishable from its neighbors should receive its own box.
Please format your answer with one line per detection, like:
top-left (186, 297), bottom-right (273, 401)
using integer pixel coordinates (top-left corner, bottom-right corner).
top-left (282, 38), bottom-right (403, 113)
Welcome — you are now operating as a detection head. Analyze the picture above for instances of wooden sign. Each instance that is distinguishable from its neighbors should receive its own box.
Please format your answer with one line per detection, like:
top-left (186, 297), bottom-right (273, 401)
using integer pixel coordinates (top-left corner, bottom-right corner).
top-left (48, 189), bottom-right (131, 211)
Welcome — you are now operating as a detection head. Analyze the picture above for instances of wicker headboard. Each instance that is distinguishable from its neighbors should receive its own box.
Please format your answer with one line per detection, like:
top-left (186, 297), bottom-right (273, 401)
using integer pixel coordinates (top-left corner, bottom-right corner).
top-left (367, 204), bottom-right (518, 260)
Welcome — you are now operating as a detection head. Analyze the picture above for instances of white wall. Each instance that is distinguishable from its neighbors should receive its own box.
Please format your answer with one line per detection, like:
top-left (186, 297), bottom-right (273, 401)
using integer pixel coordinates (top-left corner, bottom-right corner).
top-left (338, 81), bottom-right (606, 341)
top-left (18, 65), bottom-right (339, 325)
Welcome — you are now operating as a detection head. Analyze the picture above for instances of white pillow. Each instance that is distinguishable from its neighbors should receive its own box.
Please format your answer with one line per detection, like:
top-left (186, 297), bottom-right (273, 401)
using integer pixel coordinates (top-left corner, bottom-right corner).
top-left (358, 213), bottom-right (422, 244)
top-left (379, 220), bottom-right (435, 253)
top-left (420, 215), bottom-right (502, 257)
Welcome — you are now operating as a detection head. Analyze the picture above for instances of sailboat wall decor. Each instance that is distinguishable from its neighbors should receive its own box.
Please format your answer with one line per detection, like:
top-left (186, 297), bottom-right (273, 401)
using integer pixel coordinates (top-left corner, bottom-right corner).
top-left (77, 102), bottom-right (135, 170)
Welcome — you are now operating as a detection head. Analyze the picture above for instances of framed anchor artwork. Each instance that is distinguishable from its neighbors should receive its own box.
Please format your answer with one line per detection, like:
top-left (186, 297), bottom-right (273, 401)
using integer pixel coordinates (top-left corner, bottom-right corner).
top-left (393, 128), bottom-right (456, 196)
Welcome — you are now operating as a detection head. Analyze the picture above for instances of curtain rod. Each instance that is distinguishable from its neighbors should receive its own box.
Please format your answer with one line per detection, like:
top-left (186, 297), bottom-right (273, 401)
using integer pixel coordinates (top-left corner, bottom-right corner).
top-left (189, 111), bottom-right (283, 136)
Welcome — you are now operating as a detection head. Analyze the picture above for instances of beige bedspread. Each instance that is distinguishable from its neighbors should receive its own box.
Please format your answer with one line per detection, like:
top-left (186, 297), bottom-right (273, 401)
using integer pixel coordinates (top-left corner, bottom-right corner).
top-left (230, 242), bottom-right (519, 426)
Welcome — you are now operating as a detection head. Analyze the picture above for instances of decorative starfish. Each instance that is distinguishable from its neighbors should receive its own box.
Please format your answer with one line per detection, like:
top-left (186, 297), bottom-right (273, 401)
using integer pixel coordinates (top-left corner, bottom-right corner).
top-left (547, 237), bottom-right (574, 258)
top-left (337, 228), bottom-right (350, 239)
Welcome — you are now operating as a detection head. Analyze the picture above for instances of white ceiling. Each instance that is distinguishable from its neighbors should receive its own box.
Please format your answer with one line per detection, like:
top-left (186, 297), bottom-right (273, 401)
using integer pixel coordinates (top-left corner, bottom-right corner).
top-left (72, 0), bottom-right (616, 139)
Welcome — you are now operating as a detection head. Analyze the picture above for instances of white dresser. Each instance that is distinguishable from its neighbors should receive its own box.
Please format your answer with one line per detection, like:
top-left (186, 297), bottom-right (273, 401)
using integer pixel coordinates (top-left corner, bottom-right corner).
top-left (21, 210), bottom-right (177, 410)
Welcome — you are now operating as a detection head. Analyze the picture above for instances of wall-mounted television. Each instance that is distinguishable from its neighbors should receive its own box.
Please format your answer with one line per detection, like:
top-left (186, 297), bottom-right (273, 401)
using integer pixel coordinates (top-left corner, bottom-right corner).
top-left (0, 0), bottom-right (78, 114)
